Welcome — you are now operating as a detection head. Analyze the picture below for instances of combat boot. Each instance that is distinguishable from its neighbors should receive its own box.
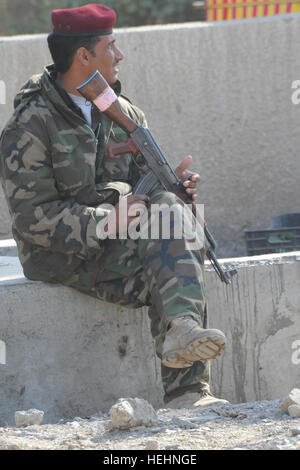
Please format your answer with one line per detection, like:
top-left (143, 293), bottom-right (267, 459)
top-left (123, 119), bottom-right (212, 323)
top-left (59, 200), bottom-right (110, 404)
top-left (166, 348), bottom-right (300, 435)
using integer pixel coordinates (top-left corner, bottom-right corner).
top-left (162, 316), bottom-right (226, 368)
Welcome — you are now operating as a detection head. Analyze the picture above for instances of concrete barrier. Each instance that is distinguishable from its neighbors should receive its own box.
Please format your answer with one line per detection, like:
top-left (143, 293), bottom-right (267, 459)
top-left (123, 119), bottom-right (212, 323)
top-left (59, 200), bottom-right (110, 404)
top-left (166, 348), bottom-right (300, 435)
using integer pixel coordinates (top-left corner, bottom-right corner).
top-left (1, 15), bottom-right (300, 254)
top-left (0, 239), bottom-right (17, 257)
top-left (0, 252), bottom-right (299, 425)
top-left (208, 252), bottom-right (300, 404)
top-left (0, 260), bottom-right (164, 426)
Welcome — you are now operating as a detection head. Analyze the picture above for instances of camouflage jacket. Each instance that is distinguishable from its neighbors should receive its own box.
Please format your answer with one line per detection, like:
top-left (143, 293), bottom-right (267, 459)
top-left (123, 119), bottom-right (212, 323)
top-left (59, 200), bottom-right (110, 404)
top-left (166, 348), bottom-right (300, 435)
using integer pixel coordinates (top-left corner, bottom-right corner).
top-left (0, 65), bottom-right (147, 282)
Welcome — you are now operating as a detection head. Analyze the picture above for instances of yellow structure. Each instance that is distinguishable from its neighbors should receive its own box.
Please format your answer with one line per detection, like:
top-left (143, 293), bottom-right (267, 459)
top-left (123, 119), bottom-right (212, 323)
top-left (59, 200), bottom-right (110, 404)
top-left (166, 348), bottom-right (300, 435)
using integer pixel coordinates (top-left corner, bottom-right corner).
top-left (204, 0), bottom-right (300, 21)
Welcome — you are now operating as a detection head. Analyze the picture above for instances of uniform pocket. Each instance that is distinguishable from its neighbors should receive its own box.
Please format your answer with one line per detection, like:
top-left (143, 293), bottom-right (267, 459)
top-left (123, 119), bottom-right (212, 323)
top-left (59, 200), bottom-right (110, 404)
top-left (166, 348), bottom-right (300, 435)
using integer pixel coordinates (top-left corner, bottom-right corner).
top-left (52, 140), bottom-right (97, 198)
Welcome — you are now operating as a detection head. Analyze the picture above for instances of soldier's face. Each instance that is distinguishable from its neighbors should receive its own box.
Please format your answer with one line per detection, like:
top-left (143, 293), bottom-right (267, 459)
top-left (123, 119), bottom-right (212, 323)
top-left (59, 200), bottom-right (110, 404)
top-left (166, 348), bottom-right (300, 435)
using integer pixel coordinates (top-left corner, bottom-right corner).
top-left (90, 34), bottom-right (124, 85)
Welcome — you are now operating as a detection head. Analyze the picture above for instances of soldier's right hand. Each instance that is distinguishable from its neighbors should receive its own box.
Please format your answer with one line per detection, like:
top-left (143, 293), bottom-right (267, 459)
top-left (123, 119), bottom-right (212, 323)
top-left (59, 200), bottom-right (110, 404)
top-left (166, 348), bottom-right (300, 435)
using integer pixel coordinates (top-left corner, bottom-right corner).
top-left (105, 194), bottom-right (149, 236)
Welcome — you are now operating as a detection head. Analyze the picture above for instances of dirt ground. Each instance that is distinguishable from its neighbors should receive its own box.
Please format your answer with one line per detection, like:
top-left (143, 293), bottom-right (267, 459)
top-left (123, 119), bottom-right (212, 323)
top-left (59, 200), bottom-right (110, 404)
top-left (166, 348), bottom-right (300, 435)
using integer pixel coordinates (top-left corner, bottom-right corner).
top-left (0, 398), bottom-right (299, 451)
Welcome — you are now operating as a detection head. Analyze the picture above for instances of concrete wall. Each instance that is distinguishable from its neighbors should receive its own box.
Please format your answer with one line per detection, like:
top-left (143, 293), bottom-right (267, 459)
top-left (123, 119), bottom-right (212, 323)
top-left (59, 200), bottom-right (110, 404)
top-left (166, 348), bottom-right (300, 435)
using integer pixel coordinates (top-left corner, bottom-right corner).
top-left (208, 253), bottom-right (300, 404)
top-left (1, 15), bottom-right (300, 255)
top-left (0, 252), bottom-right (299, 425)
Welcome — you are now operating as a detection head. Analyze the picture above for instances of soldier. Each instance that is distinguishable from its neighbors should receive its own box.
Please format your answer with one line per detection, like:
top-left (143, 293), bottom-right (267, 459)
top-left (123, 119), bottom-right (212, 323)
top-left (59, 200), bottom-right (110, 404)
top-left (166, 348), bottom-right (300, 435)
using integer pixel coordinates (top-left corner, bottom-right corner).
top-left (0, 4), bottom-right (228, 409)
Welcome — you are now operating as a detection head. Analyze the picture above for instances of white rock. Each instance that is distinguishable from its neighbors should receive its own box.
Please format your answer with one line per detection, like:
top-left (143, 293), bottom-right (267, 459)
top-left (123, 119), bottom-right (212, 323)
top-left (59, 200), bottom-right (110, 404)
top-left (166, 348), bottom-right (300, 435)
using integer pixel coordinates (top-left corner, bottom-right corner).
top-left (69, 421), bottom-right (81, 428)
top-left (288, 404), bottom-right (300, 418)
top-left (109, 397), bottom-right (158, 430)
top-left (15, 409), bottom-right (44, 427)
top-left (279, 388), bottom-right (300, 413)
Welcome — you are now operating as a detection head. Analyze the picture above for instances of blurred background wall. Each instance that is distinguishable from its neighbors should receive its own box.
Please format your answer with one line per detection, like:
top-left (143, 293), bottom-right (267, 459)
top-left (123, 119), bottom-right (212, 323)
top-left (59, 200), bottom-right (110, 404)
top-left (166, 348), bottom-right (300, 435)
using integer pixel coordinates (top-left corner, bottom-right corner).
top-left (1, 12), bottom-right (300, 257)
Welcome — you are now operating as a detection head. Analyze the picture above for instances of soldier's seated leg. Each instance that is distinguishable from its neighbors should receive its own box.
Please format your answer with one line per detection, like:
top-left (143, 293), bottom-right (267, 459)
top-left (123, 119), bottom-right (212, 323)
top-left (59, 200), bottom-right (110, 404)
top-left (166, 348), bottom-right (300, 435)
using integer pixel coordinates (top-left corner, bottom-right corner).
top-left (63, 188), bottom-right (227, 408)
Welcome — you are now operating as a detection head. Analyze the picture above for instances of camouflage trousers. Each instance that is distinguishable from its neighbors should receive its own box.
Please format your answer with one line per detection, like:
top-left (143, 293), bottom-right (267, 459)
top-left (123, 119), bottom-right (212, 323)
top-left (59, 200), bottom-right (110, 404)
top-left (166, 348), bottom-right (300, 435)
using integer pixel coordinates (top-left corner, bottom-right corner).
top-left (62, 189), bottom-right (210, 402)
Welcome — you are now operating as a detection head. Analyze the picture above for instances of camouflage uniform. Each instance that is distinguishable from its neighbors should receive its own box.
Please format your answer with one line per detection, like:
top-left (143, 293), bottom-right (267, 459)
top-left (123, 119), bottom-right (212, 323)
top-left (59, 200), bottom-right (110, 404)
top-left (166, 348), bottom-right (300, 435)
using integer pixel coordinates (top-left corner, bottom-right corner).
top-left (0, 65), bottom-right (209, 402)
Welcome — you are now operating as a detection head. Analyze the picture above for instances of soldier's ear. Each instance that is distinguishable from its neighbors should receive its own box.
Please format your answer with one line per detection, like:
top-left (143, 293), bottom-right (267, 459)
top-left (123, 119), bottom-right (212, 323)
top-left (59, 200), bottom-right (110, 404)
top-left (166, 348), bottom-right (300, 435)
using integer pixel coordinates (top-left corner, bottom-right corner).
top-left (76, 47), bottom-right (90, 66)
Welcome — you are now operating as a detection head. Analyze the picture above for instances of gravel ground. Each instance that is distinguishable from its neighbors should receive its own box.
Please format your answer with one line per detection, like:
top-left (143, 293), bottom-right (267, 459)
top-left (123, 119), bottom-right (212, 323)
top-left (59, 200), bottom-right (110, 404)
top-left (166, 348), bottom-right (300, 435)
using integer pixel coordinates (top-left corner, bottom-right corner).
top-left (0, 399), bottom-right (299, 451)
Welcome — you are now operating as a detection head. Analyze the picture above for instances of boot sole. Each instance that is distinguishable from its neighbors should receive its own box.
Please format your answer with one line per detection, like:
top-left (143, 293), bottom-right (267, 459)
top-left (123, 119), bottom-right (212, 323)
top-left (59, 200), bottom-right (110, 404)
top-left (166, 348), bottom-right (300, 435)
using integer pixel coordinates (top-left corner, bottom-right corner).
top-left (162, 334), bottom-right (226, 368)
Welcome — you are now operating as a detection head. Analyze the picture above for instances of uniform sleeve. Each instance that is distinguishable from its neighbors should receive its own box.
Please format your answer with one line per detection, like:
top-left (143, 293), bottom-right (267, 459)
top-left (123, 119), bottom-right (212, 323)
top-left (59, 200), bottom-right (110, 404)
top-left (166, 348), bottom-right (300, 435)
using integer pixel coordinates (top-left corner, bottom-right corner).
top-left (0, 126), bottom-right (108, 260)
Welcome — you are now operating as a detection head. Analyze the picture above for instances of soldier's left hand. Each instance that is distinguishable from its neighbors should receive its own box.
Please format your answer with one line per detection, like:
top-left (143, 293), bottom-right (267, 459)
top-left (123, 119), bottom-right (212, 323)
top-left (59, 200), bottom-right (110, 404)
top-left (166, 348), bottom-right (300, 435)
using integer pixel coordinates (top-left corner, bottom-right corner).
top-left (175, 155), bottom-right (200, 201)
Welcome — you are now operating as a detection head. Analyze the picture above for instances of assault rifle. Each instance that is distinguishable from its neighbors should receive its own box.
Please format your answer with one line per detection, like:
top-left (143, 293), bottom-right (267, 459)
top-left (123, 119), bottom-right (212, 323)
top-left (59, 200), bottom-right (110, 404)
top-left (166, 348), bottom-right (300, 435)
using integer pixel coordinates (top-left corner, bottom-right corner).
top-left (77, 71), bottom-right (237, 284)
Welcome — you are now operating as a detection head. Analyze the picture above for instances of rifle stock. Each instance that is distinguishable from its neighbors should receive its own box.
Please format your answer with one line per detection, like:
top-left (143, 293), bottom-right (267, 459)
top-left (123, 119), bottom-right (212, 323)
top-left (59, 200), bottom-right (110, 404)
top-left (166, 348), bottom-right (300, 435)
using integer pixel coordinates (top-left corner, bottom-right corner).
top-left (77, 70), bottom-right (137, 134)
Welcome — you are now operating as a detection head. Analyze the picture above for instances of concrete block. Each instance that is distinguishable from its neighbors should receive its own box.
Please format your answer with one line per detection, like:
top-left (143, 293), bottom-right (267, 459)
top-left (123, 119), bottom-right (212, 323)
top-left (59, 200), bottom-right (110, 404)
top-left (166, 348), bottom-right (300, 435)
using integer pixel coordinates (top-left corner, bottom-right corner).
top-left (209, 253), bottom-right (300, 404)
top-left (0, 252), bottom-right (300, 425)
top-left (0, 255), bottom-right (25, 284)
top-left (0, 257), bottom-right (164, 426)
top-left (0, 239), bottom-right (17, 257)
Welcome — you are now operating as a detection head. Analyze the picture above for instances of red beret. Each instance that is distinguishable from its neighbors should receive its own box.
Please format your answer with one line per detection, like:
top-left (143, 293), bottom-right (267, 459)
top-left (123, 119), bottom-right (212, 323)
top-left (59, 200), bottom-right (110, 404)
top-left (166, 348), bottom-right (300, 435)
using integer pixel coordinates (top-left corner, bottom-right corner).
top-left (52, 3), bottom-right (116, 36)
